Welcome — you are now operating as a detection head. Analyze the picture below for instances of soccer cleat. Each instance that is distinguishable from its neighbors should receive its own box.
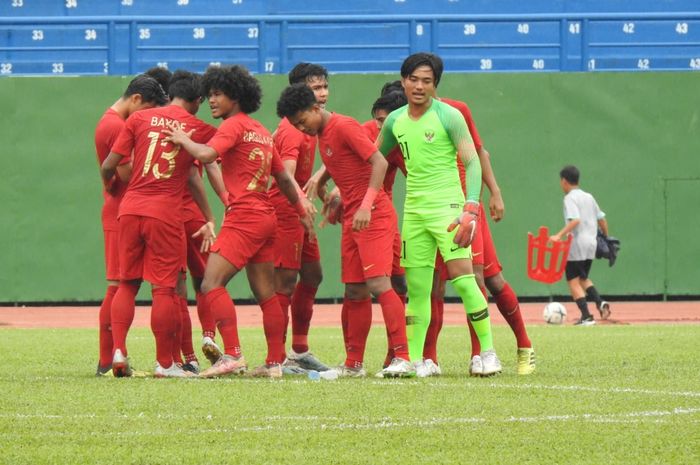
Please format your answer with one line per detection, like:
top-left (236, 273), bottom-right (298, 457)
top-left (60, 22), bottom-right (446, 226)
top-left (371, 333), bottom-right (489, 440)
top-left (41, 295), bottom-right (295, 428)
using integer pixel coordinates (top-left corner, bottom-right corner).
top-left (424, 359), bottom-right (442, 376)
top-left (599, 301), bottom-right (611, 320)
top-left (201, 336), bottom-right (223, 366)
top-left (95, 363), bottom-right (113, 377)
top-left (468, 355), bottom-right (483, 377)
top-left (248, 363), bottom-right (283, 379)
top-left (181, 360), bottom-right (200, 375)
top-left (414, 360), bottom-right (431, 378)
top-left (381, 358), bottom-right (416, 378)
top-left (154, 362), bottom-right (196, 378)
top-left (480, 349), bottom-right (502, 377)
top-left (574, 316), bottom-right (596, 326)
top-left (517, 348), bottom-right (536, 375)
top-left (285, 349), bottom-right (330, 372)
top-left (331, 364), bottom-right (367, 378)
top-left (112, 349), bottom-right (132, 378)
top-left (199, 354), bottom-right (247, 378)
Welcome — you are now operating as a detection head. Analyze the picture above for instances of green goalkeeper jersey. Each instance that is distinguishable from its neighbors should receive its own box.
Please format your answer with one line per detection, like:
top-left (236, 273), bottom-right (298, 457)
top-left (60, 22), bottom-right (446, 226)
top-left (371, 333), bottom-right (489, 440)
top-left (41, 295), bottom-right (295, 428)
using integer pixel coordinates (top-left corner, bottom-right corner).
top-left (378, 98), bottom-right (480, 215)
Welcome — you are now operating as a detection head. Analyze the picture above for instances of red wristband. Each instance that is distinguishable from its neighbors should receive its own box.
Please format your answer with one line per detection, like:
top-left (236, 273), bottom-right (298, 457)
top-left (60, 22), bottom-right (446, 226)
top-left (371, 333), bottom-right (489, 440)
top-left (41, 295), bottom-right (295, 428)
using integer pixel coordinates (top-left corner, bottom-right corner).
top-left (360, 187), bottom-right (379, 210)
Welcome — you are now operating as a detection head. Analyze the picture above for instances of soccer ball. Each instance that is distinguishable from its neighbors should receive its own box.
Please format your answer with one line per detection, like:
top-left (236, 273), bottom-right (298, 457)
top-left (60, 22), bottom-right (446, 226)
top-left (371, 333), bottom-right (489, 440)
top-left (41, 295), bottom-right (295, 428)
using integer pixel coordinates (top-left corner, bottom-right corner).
top-left (543, 302), bottom-right (567, 324)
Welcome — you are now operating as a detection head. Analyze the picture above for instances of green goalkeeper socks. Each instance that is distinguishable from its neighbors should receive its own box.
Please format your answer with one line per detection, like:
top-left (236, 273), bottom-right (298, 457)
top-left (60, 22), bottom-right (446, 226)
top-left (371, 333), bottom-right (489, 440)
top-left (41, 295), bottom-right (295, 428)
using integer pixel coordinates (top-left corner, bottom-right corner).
top-left (452, 274), bottom-right (494, 351)
top-left (405, 266), bottom-right (434, 361)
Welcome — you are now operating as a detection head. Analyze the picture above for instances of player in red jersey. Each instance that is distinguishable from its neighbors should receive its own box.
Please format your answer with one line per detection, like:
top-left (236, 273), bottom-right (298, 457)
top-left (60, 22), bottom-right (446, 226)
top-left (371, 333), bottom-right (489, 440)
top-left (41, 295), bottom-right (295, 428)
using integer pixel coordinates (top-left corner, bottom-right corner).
top-left (428, 93), bottom-right (535, 376)
top-left (164, 65), bottom-right (315, 379)
top-left (270, 63), bottom-right (330, 373)
top-left (93, 75), bottom-right (168, 376)
top-left (101, 70), bottom-right (218, 378)
top-left (277, 83), bottom-right (415, 378)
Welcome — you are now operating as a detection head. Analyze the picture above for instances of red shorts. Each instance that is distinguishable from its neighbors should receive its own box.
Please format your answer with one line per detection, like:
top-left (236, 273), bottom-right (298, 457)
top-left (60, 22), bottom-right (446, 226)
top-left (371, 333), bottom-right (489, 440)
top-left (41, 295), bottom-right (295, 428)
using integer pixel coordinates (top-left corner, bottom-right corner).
top-left (471, 203), bottom-right (503, 279)
top-left (103, 229), bottom-right (120, 281)
top-left (392, 229), bottom-right (405, 277)
top-left (273, 204), bottom-right (321, 270)
top-left (184, 218), bottom-right (208, 279)
top-left (341, 207), bottom-right (397, 284)
top-left (211, 210), bottom-right (277, 270)
top-left (118, 215), bottom-right (186, 287)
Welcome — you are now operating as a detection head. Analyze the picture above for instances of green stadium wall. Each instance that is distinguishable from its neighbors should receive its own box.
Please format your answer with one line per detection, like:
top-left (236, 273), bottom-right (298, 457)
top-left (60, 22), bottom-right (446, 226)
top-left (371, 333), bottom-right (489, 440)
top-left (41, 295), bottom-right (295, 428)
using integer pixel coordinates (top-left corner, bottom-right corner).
top-left (1, 72), bottom-right (699, 303)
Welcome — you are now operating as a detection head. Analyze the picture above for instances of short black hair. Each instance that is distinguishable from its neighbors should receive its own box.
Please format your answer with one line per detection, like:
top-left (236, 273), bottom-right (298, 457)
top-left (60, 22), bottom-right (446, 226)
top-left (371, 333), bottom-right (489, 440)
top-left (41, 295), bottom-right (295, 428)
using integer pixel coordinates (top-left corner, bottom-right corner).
top-left (201, 65), bottom-right (262, 114)
top-left (400, 52), bottom-right (444, 87)
top-left (168, 70), bottom-right (202, 102)
top-left (288, 62), bottom-right (329, 85)
top-left (380, 80), bottom-right (403, 96)
top-left (144, 66), bottom-right (172, 94)
top-left (123, 75), bottom-right (168, 106)
top-left (276, 83), bottom-right (317, 119)
top-left (372, 91), bottom-right (407, 117)
top-left (560, 165), bottom-right (580, 184)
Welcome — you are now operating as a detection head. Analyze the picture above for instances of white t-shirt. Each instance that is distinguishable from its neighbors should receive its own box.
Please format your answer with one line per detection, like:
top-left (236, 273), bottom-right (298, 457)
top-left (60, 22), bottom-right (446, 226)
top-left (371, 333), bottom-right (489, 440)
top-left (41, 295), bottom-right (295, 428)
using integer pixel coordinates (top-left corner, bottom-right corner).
top-left (563, 188), bottom-right (606, 261)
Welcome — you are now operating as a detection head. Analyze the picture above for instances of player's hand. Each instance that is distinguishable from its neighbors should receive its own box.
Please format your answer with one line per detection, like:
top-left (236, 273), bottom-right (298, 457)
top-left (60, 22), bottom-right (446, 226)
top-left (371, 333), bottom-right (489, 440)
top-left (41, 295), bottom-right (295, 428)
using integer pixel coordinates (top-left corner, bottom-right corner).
top-left (549, 233), bottom-right (563, 242)
top-left (320, 187), bottom-right (343, 227)
top-left (193, 221), bottom-right (216, 253)
top-left (352, 208), bottom-right (371, 232)
top-left (300, 195), bottom-right (317, 219)
top-left (299, 214), bottom-right (317, 243)
top-left (489, 192), bottom-right (505, 222)
top-left (103, 176), bottom-right (117, 195)
top-left (162, 123), bottom-right (195, 146)
top-left (303, 169), bottom-right (324, 201)
top-left (447, 201), bottom-right (479, 248)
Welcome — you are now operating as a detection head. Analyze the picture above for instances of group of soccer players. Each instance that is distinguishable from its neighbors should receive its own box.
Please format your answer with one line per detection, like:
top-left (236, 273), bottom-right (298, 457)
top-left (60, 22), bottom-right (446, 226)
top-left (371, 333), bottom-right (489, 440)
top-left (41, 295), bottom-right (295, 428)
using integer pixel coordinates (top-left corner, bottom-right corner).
top-left (94, 52), bottom-right (536, 379)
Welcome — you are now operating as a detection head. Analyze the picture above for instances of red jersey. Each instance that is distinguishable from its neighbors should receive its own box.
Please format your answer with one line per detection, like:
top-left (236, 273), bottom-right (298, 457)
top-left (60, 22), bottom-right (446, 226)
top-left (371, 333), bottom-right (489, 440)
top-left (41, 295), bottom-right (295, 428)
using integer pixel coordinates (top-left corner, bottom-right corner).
top-left (361, 119), bottom-right (406, 200)
top-left (94, 108), bottom-right (130, 231)
top-left (268, 117), bottom-right (317, 205)
top-left (112, 105), bottom-right (216, 227)
top-left (206, 112), bottom-right (284, 216)
top-left (319, 113), bottom-right (392, 216)
top-left (440, 97), bottom-right (483, 193)
top-left (181, 160), bottom-right (205, 223)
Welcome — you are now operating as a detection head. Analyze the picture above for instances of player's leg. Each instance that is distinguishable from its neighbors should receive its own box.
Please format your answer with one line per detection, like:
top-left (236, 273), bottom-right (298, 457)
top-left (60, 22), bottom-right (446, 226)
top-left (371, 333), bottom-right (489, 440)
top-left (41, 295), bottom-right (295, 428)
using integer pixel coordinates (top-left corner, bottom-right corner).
top-left (423, 254), bottom-right (448, 368)
top-left (581, 276), bottom-right (610, 319)
top-left (566, 260), bottom-right (595, 325)
top-left (184, 218), bottom-right (212, 366)
top-left (97, 229), bottom-right (120, 375)
top-left (143, 218), bottom-right (192, 378)
top-left (381, 230), bottom-right (407, 367)
top-left (292, 251), bottom-right (323, 354)
top-left (171, 273), bottom-right (186, 367)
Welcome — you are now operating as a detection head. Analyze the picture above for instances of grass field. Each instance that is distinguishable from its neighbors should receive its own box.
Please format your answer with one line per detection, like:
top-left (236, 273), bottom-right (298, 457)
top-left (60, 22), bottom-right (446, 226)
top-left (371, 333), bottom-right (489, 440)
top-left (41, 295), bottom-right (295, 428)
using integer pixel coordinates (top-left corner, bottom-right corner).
top-left (1, 323), bottom-right (699, 465)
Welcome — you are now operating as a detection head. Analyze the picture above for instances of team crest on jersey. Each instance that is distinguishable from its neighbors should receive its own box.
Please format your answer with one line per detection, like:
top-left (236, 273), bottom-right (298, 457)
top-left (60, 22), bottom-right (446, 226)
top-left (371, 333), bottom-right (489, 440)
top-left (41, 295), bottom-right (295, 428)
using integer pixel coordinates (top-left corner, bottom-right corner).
top-left (325, 146), bottom-right (333, 157)
top-left (424, 130), bottom-right (435, 143)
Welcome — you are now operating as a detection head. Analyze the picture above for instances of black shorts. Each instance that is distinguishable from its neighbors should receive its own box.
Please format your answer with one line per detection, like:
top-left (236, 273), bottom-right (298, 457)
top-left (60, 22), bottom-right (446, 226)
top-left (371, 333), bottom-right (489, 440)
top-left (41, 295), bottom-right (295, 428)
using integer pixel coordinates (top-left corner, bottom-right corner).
top-left (565, 259), bottom-right (593, 281)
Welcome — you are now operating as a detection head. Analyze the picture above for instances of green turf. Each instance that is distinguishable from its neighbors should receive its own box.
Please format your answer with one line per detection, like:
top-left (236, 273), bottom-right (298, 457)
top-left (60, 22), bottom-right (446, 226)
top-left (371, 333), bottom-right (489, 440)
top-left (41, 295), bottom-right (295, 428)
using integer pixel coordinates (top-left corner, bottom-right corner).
top-left (1, 324), bottom-right (698, 465)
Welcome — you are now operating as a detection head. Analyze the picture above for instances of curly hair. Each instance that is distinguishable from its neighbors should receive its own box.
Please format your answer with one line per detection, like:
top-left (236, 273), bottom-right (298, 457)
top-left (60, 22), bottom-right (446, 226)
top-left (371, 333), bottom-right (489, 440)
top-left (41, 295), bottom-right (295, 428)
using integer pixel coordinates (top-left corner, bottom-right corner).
top-left (201, 65), bottom-right (262, 114)
top-left (276, 83), bottom-right (317, 119)
top-left (168, 70), bottom-right (202, 103)
top-left (400, 52), bottom-right (444, 87)
top-left (288, 62), bottom-right (328, 85)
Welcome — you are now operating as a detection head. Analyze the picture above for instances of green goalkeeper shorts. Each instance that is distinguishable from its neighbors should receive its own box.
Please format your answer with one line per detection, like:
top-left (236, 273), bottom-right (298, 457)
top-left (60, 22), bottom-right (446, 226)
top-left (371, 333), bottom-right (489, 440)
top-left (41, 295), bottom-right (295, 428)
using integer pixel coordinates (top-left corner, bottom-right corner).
top-left (400, 207), bottom-right (472, 268)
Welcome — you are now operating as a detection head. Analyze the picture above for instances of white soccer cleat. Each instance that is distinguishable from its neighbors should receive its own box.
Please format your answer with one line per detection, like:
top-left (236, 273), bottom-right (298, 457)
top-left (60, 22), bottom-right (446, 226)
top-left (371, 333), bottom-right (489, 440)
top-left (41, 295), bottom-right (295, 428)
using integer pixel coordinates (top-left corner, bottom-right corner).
top-left (201, 336), bottom-right (223, 365)
top-left (154, 362), bottom-right (196, 378)
top-left (480, 349), bottom-right (502, 377)
top-left (424, 359), bottom-right (442, 376)
top-left (414, 360), bottom-right (432, 378)
top-left (469, 355), bottom-right (483, 377)
top-left (332, 365), bottom-right (367, 378)
top-left (381, 358), bottom-right (416, 378)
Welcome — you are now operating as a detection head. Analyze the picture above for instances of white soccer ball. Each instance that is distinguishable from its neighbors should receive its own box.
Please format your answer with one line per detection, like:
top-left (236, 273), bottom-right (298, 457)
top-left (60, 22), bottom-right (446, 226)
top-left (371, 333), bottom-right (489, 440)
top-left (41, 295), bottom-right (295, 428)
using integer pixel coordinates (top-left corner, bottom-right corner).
top-left (543, 302), bottom-right (567, 324)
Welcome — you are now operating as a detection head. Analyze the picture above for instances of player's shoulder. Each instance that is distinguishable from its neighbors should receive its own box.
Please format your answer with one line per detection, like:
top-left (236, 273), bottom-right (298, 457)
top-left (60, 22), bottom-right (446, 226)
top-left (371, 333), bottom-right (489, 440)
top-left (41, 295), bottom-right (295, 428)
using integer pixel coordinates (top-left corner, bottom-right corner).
top-left (440, 97), bottom-right (470, 112)
top-left (95, 108), bottom-right (124, 132)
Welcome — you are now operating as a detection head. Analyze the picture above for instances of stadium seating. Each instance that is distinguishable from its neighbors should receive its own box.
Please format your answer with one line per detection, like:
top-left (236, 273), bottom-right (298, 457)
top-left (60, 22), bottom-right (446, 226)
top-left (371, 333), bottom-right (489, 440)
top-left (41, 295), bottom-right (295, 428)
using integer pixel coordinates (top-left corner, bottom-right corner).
top-left (1, 1), bottom-right (698, 75)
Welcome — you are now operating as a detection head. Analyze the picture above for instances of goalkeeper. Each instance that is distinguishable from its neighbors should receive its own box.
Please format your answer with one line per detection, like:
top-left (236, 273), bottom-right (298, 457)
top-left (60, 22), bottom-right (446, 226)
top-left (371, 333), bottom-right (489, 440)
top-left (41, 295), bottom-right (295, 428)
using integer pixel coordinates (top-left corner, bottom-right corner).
top-left (377, 53), bottom-right (501, 376)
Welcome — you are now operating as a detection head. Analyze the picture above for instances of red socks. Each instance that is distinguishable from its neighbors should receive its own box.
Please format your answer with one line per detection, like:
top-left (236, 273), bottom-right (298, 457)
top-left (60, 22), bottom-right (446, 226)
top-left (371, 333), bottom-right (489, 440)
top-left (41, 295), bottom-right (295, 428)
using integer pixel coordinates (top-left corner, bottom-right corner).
top-left (98, 285), bottom-right (117, 367)
top-left (196, 291), bottom-right (216, 339)
top-left (260, 295), bottom-right (286, 365)
top-left (205, 287), bottom-right (241, 357)
top-left (291, 282), bottom-right (317, 353)
top-left (151, 287), bottom-right (178, 368)
top-left (343, 298), bottom-right (372, 368)
top-left (377, 290), bottom-right (409, 360)
top-left (276, 292), bottom-right (291, 342)
top-left (423, 296), bottom-right (444, 363)
top-left (110, 281), bottom-right (139, 357)
top-left (178, 296), bottom-right (197, 363)
top-left (494, 282), bottom-right (531, 349)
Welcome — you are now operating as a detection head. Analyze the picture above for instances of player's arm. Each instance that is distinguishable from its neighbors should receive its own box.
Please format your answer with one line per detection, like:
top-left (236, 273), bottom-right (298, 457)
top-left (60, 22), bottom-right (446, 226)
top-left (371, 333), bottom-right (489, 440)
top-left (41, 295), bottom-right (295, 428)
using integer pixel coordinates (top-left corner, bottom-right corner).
top-left (376, 112), bottom-right (399, 157)
top-left (353, 151), bottom-right (387, 232)
top-left (444, 107), bottom-right (482, 247)
top-left (270, 151), bottom-right (317, 229)
top-left (116, 159), bottom-right (132, 184)
top-left (477, 147), bottom-right (504, 222)
top-left (598, 218), bottom-right (609, 237)
top-left (187, 165), bottom-right (217, 252)
top-left (550, 219), bottom-right (580, 242)
top-left (100, 151), bottom-right (126, 193)
top-left (203, 161), bottom-right (228, 206)
top-left (304, 164), bottom-right (328, 201)
top-left (162, 124), bottom-right (218, 163)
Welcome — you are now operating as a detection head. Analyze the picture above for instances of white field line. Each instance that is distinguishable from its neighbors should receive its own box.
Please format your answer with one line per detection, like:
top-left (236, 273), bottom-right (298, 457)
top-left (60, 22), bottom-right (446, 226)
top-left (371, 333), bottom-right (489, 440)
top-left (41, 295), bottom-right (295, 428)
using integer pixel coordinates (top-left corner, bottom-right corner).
top-left (1, 408), bottom-right (698, 434)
